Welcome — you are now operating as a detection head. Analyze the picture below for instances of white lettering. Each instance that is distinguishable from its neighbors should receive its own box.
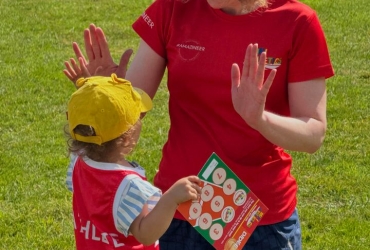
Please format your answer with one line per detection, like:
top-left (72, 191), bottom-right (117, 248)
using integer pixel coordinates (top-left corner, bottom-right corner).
top-left (236, 231), bottom-right (247, 246)
top-left (177, 44), bottom-right (205, 52)
top-left (80, 220), bottom-right (90, 239)
top-left (142, 12), bottom-right (154, 29)
top-left (74, 216), bottom-right (126, 247)
top-left (101, 233), bottom-right (109, 244)
top-left (111, 233), bottom-right (125, 247)
top-left (92, 224), bottom-right (101, 241)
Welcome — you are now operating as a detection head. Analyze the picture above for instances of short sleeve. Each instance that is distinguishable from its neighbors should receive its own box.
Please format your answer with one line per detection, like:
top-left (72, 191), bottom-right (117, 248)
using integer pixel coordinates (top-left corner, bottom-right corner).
top-left (288, 12), bottom-right (334, 83)
top-left (132, 0), bottom-right (174, 58)
top-left (65, 154), bottom-right (78, 192)
top-left (113, 175), bottom-right (162, 237)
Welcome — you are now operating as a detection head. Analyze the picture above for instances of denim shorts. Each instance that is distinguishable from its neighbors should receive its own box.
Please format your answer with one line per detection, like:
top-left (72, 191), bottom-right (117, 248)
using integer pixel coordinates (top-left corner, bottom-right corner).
top-left (159, 209), bottom-right (302, 250)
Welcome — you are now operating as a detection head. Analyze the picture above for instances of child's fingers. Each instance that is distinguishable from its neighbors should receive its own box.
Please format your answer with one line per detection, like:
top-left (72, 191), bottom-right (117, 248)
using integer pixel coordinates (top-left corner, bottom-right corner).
top-left (63, 69), bottom-right (75, 82)
top-left (79, 57), bottom-right (91, 77)
top-left (71, 58), bottom-right (81, 74)
top-left (64, 61), bottom-right (76, 77)
top-left (192, 183), bottom-right (202, 194)
top-left (187, 175), bottom-right (201, 184)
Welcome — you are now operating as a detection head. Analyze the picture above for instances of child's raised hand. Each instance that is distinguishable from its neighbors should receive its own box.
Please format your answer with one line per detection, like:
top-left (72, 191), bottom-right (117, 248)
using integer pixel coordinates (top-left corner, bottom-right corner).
top-left (166, 176), bottom-right (201, 205)
top-left (63, 57), bottom-right (94, 88)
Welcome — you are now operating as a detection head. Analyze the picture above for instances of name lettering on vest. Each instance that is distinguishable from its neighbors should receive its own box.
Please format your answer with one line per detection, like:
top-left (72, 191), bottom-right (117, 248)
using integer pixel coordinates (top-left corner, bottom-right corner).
top-left (75, 214), bottom-right (125, 247)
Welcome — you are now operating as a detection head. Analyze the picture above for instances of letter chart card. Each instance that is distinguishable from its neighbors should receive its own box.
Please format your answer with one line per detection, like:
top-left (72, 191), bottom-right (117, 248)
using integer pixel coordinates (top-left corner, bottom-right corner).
top-left (177, 152), bottom-right (268, 250)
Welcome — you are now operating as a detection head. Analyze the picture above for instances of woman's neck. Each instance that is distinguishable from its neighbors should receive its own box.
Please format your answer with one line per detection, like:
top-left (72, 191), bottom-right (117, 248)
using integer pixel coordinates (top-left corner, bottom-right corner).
top-left (221, 1), bottom-right (263, 15)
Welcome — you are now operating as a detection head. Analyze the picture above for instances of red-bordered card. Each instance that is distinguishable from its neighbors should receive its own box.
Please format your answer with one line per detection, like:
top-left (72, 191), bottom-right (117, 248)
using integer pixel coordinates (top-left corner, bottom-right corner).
top-left (177, 152), bottom-right (268, 250)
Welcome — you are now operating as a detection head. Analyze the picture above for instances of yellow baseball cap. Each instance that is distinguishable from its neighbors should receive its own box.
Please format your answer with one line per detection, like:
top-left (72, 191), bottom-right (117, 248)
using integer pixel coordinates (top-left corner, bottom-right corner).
top-left (67, 74), bottom-right (152, 145)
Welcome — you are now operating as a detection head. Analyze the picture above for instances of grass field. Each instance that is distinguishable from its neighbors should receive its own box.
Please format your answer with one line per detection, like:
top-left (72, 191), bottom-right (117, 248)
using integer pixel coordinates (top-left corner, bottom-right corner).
top-left (0, 0), bottom-right (369, 249)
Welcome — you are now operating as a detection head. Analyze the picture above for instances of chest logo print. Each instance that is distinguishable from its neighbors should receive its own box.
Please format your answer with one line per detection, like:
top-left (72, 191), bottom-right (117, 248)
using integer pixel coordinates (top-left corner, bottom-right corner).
top-left (177, 40), bottom-right (205, 62)
top-left (258, 48), bottom-right (282, 70)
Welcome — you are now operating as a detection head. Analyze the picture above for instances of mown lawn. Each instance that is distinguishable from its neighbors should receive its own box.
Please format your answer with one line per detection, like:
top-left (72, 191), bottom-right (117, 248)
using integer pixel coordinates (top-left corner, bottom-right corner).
top-left (0, 0), bottom-right (368, 249)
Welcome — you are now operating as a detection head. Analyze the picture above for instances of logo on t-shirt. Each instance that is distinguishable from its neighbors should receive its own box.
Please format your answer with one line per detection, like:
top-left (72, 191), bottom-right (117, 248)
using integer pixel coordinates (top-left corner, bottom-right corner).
top-left (141, 12), bottom-right (154, 29)
top-left (177, 40), bottom-right (205, 61)
top-left (258, 48), bottom-right (282, 70)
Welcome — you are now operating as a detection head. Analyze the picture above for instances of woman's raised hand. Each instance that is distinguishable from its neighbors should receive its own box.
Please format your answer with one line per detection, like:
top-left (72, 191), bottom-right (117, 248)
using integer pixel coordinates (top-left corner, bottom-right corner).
top-left (231, 43), bottom-right (276, 130)
top-left (63, 24), bottom-right (133, 85)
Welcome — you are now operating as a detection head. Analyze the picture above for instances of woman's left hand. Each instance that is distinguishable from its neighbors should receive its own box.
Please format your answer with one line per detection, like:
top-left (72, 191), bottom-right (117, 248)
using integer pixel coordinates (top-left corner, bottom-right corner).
top-left (231, 43), bottom-right (276, 130)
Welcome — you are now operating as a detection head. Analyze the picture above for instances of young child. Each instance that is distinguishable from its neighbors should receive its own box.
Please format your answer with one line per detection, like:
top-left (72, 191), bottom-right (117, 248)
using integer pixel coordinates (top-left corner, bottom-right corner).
top-left (65, 74), bottom-right (201, 249)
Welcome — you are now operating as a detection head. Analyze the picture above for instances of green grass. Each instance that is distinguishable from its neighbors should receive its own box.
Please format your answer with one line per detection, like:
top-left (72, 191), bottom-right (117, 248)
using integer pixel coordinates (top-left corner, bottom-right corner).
top-left (0, 0), bottom-right (369, 249)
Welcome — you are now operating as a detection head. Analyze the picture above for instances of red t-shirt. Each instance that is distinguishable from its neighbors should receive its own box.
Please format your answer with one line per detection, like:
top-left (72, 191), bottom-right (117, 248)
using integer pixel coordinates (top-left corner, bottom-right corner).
top-left (133, 0), bottom-right (334, 224)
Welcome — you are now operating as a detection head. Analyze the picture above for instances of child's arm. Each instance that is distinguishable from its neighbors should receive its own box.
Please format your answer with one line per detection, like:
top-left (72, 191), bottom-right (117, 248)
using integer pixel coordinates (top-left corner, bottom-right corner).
top-left (129, 175), bottom-right (201, 245)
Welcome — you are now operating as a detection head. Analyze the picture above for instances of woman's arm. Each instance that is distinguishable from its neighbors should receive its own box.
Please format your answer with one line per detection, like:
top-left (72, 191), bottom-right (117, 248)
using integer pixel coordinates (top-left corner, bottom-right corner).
top-left (257, 78), bottom-right (326, 153)
top-left (126, 39), bottom-right (166, 99)
top-left (232, 44), bottom-right (327, 154)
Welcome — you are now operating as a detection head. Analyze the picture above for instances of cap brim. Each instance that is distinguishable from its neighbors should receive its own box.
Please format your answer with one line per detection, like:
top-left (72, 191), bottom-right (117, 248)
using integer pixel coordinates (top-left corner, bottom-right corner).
top-left (134, 88), bottom-right (153, 113)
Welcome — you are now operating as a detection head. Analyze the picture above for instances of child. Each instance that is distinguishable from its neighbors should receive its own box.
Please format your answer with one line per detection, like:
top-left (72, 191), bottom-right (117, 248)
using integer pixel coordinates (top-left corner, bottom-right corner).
top-left (65, 74), bottom-right (201, 249)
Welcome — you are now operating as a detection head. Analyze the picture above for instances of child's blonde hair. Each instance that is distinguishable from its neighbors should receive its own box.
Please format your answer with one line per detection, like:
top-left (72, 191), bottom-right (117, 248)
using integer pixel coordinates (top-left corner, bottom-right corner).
top-left (65, 120), bottom-right (142, 162)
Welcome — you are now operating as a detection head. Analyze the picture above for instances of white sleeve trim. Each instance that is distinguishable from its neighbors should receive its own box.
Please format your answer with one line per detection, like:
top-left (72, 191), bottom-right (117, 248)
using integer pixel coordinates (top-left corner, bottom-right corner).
top-left (112, 175), bottom-right (162, 237)
top-left (65, 154), bottom-right (78, 192)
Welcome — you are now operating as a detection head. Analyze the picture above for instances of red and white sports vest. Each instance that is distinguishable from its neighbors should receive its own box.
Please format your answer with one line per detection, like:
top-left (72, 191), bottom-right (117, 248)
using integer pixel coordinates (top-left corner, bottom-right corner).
top-left (72, 157), bottom-right (159, 250)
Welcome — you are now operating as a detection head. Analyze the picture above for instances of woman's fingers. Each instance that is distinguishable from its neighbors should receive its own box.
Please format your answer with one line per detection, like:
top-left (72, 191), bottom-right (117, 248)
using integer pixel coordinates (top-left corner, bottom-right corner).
top-left (89, 24), bottom-right (102, 59)
top-left (72, 42), bottom-right (86, 64)
top-left (96, 27), bottom-right (111, 59)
